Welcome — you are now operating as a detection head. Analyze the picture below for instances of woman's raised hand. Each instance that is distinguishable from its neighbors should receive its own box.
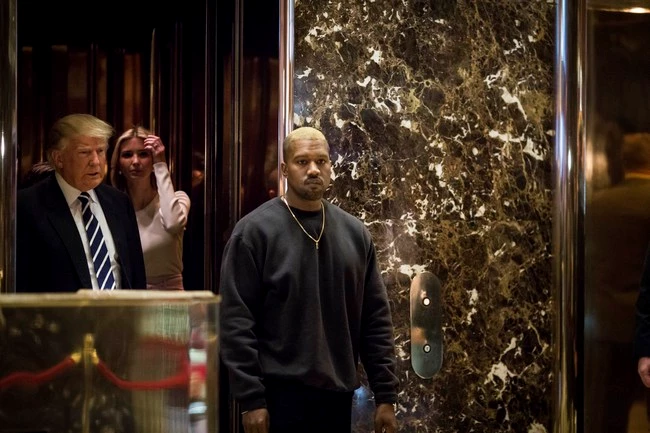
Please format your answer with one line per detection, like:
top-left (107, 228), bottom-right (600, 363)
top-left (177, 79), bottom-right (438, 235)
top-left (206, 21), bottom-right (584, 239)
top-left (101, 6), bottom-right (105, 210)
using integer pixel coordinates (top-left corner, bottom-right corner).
top-left (144, 135), bottom-right (166, 164)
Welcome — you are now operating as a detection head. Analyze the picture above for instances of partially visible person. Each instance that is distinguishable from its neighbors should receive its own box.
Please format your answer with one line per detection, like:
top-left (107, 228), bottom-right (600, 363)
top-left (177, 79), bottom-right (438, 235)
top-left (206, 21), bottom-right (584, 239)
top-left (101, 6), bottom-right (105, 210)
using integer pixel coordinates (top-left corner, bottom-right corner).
top-left (634, 138), bottom-right (650, 389)
top-left (219, 126), bottom-right (398, 433)
top-left (110, 127), bottom-right (190, 291)
top-left (586, 131), bottom-right (650, 431)
top-left (20, 161), bottom-right (55, 189)
top-left (638, 246), bottom-right (650, 379)
top-left (17, 113), bottom-right (146, 293)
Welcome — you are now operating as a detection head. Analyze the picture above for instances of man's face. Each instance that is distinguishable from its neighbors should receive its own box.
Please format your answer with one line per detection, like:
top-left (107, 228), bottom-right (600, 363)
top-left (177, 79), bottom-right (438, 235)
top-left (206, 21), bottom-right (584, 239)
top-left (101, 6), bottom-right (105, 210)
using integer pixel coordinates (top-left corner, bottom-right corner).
top-left (52, 136), bottom-right (108, 191)
top-left (281, 138), bottom-right (332, 201)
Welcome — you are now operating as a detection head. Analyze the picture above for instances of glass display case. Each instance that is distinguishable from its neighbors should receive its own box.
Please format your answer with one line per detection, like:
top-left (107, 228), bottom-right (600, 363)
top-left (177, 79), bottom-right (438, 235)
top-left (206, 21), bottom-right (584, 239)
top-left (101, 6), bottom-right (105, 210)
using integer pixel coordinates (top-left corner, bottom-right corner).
top-left (0, 290), bottom-right (219, 433)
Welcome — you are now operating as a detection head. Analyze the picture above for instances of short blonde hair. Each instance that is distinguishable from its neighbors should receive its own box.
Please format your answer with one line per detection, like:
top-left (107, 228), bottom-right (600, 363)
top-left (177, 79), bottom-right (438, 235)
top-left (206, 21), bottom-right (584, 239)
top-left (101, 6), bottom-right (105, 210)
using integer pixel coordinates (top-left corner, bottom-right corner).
top-left (282, 127), bottom-right (329, 160)
top-left (47, 114), bottom-right (113, 166)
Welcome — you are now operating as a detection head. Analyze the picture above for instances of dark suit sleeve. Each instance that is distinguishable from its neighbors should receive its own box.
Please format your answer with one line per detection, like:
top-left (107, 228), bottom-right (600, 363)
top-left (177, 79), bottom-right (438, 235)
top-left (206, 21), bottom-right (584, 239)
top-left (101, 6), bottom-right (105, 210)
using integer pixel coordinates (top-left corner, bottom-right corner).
top-left (16, 179), bottom-right (90, 293)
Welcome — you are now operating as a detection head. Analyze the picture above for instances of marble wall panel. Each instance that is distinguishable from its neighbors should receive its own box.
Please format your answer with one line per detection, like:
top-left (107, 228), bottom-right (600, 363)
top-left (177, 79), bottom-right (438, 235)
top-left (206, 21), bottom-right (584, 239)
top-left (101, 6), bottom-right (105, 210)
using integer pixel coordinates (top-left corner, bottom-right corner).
top-left (294, 1), bottom-right (555, 431)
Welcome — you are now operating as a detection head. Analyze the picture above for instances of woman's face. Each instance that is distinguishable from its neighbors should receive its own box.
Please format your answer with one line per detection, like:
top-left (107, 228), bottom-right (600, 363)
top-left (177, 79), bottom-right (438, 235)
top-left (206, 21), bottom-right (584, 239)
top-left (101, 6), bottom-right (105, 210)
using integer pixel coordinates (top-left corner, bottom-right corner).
top-left (119, 137), bottom-right (153, 182)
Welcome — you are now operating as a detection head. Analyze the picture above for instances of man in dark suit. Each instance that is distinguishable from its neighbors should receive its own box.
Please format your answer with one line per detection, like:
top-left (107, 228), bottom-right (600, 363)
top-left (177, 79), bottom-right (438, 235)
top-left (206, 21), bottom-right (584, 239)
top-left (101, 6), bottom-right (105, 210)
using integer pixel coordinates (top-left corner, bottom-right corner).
top-left (16, 113), bottom-right (146, 292)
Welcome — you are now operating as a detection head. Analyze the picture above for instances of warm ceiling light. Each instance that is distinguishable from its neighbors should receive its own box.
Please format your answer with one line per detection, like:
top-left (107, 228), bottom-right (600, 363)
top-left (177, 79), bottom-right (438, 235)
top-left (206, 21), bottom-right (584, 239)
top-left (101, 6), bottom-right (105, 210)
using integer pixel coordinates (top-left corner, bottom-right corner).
top-left (588, 0), bottom-right (650, 11)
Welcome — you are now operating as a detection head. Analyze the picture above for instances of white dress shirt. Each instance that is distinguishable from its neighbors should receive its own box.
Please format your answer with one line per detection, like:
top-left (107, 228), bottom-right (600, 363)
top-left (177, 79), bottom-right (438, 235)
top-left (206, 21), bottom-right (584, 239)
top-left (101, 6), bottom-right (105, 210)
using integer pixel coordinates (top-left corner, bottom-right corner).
top-left (55, 172), bottom-right (122, 290)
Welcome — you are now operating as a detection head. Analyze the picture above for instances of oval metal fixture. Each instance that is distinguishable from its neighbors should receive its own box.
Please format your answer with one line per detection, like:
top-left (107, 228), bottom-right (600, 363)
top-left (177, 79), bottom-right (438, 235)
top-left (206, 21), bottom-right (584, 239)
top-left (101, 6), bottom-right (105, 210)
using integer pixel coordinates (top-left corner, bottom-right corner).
top-left (410, 272), bottom-right (443, 379)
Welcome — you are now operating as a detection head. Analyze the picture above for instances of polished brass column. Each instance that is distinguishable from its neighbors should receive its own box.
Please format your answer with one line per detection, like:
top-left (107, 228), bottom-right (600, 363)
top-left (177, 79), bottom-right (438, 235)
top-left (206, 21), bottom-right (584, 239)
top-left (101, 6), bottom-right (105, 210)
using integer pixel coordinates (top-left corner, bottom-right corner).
top-left (554, 0), bottom-right (586, 432)
top-left (277, 0), bottom-right (294, 196)
top-left (0, 0), bottom-right (17, 294)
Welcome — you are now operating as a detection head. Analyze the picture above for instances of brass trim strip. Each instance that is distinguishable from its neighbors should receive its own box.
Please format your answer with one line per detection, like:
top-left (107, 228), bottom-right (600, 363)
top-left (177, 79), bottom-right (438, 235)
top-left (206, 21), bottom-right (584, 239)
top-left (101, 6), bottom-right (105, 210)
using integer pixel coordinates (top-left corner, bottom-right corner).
top-left (277, 0), bottom-right (294, 196)
top-left (553, 0), bottom-right (586, 431)
top-left (0, 0), bottom-right (17, 293)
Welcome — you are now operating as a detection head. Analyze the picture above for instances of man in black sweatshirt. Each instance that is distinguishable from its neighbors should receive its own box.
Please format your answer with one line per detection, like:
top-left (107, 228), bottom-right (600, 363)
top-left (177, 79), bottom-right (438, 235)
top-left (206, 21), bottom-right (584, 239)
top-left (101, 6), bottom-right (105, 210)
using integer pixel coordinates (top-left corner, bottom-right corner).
top-left (219, 126), bottom-right (399, 433)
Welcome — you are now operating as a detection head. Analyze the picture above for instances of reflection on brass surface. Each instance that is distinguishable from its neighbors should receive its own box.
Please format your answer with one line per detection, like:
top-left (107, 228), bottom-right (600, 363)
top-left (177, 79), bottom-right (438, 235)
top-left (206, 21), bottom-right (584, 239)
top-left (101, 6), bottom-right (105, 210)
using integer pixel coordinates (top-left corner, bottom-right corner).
top-left (582, 8), bottom-right (650, 433)
top-left (589, 0), bottom-right (650, 12)
top-left (0, 0), bottom-right (17, 294)
top-left (410, 272), bottom-right (443, 379)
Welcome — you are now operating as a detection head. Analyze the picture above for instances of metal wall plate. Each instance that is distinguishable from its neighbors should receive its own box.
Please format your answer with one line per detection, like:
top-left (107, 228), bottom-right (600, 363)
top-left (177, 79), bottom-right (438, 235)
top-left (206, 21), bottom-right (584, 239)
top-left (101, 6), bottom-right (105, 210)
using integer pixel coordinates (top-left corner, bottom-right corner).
top-left (410, 272), bottom-right (443, 379)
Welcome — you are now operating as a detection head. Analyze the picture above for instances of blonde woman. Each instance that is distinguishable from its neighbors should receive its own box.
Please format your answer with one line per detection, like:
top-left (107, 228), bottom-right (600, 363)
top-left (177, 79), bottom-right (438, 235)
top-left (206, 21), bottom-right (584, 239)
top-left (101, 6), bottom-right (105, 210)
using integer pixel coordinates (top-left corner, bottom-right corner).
top-left (110, 127), bottom-right (190, 290)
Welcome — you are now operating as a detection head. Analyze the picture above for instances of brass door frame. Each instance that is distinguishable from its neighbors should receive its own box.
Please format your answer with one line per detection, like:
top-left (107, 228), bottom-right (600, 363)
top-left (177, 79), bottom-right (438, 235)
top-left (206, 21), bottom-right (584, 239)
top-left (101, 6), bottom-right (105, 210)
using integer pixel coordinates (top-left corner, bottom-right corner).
top-left (0, 0), bottom-right (17, 293)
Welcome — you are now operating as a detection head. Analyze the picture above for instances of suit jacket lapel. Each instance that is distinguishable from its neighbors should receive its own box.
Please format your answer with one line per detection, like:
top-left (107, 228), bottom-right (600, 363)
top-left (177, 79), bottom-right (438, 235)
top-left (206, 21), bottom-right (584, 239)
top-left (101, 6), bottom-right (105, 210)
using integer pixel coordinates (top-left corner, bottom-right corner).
top-left (43, 177), bottom-right (92, 288)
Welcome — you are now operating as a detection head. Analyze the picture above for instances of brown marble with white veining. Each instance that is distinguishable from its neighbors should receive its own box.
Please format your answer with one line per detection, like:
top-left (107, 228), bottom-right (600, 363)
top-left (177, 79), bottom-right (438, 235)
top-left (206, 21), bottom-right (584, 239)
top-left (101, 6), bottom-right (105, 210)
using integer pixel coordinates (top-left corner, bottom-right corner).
top-left (294, 0), bottom-right (554, 431)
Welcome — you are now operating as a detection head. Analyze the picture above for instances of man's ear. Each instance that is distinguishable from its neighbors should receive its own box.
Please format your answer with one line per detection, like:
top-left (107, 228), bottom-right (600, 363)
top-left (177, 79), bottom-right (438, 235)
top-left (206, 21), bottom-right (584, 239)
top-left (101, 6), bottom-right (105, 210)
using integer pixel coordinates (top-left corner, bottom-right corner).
top-left (51, 150), bottom-right (63, 169)
top-left (280, 162), bottom-right (287, 177)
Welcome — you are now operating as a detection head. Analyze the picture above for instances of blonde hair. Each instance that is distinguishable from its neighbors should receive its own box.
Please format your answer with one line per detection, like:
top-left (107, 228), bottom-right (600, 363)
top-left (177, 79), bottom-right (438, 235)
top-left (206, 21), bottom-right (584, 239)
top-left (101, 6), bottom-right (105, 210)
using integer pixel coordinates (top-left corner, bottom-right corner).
top-left (110, 126), bottom-right (156, 193)
top-left (282, 127), bottom-right (329, 160)
top-left (47, 114), bottom-right (113, 166)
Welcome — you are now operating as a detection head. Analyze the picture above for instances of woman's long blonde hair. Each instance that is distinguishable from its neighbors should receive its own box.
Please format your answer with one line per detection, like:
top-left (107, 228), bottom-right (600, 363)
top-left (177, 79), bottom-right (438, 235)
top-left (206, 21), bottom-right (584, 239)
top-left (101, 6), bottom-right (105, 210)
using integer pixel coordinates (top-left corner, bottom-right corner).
top-left (110, 126), bottom-right (157, 193)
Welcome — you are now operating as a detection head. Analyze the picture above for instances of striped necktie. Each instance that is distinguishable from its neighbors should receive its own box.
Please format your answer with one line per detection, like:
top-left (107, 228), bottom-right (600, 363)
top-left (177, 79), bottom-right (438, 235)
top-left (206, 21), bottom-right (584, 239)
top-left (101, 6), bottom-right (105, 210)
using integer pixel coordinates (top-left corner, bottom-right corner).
top-left (78, 192), bottom-right (116, 290)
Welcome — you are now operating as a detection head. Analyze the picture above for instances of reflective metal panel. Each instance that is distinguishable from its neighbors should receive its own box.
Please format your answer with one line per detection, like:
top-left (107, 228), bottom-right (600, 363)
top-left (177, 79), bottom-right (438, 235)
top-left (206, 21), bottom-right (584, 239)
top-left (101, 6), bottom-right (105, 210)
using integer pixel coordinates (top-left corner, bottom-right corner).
top-left (583, 6), bottom-right (650, 433)
top-left (558, 0), bottom-right (650, 431)
top-left (554, 0), bottom-right (585, 432)
top-left (410, 272), bottom-right (443, 379)
top-left (278, 0), bottom-right (294, 197)
top-left (0, 0), bottom-right (17, 293)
